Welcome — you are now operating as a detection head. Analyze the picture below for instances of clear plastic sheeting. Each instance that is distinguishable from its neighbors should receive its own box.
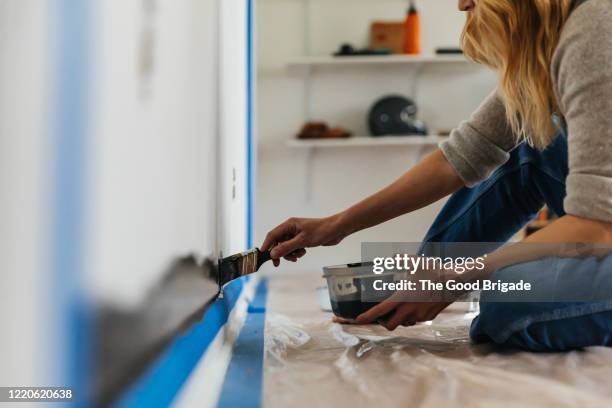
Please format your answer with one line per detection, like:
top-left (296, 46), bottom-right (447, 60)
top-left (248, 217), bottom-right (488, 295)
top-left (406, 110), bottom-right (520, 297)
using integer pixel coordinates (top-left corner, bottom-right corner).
top-left (264, 272), bottom-right (612, 408)
top-left (265, 314), bottom-right (311, 367)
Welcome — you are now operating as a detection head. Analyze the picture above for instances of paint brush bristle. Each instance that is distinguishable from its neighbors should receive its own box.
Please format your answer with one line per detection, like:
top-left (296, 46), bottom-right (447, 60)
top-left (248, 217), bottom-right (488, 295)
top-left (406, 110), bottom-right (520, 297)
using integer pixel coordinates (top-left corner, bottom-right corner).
top-left (217, 248), bottom-right (272, 288)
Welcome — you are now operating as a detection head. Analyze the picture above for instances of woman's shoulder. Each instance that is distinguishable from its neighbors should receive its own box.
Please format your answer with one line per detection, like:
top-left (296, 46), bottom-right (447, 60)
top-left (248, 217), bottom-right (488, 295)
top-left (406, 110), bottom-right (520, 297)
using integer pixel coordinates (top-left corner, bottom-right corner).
top-left (553, 0), bottom-right (612, 89)
top-left (563, 0), bottom-right (612, 39)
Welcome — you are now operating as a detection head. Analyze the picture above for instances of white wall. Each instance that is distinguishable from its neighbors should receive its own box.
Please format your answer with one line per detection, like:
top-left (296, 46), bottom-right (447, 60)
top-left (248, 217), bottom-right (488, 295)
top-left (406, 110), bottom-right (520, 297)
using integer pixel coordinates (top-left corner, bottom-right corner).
top-left (218, 0), bottom-right (252, 255)
top-left (0, 0), bottom-right (253, 390)
top-left (255, 0), bottom-right (497, 274)
top-left (89, 0), bottom-right (254, 306)
top-left (89, 0), bottom-right (218, 306)
top-left (0, 0), bottom-right (53, 388)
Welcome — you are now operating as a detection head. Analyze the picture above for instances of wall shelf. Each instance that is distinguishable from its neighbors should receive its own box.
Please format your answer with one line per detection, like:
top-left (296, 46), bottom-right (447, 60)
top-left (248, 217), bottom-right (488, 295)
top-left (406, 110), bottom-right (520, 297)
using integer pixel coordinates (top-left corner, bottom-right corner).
top-left (287, 135), bottom-right (447, 148)
top-left (287, 53), bottom-right (477, 131)
top-left (287, 54), bottom-right (470, 69)
top-left (287, 135), bottom-right (445, 201)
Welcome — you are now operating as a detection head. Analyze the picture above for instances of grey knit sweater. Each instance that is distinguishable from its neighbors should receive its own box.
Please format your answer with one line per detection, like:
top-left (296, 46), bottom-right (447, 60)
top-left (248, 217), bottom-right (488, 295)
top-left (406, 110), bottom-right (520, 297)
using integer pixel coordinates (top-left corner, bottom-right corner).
top-left (440, 0), bottom-right (612, 222)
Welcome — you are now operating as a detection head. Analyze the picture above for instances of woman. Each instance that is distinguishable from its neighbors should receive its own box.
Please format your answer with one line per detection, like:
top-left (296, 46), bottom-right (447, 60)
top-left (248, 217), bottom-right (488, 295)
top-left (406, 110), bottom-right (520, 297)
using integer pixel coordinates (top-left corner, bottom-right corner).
top-left (262, 0), bottom-right (612, 351)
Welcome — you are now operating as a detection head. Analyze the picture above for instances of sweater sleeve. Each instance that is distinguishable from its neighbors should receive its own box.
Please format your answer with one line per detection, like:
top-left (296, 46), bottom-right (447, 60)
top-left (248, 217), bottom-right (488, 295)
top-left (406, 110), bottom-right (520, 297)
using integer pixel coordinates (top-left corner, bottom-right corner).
top-left (552, 0), bottom-right (612, 222)
top-left (439, 91), bottom-right (518, 187)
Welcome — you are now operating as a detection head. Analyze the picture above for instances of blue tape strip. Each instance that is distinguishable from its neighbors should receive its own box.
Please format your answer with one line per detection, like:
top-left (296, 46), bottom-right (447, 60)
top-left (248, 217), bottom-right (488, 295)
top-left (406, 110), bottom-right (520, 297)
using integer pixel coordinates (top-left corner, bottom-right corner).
top-left (246, 0), bottom-right (254, 248)
top-left (217, 280), bottom-right (268, 408)
top-left (54, 0), bottom-right (91, 403)
top-left (114, 277), bottom-right (248, 408)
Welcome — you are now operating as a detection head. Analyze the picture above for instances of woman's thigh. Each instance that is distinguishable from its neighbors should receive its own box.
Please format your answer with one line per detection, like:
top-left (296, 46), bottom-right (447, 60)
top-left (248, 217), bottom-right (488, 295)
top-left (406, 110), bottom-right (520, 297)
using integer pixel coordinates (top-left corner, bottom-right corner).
top-left (422, 133), bottom-right (568, 247)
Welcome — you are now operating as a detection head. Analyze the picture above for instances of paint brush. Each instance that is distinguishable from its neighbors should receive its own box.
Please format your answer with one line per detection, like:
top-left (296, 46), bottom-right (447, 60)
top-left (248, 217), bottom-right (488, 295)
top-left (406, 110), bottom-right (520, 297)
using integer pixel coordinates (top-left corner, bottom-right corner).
top-left (216, 248), bottom-right (272, 289)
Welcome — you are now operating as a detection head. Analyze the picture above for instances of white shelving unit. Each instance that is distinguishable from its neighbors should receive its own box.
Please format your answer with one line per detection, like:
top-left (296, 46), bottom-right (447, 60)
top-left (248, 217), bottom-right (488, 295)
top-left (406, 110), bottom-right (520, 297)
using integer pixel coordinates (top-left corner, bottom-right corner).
top-left (287, 54), bottom-right (470, 69)
top-left (289, 135), bottom-right (445, 201)
top-left (287, 135), bottom-right (447, 148)
top-left (283, 56), bottom-right (472, 203)
top-left (290, 53), bottom-right (473, 120)
top-left (266, 1), bottom-right (482, 200)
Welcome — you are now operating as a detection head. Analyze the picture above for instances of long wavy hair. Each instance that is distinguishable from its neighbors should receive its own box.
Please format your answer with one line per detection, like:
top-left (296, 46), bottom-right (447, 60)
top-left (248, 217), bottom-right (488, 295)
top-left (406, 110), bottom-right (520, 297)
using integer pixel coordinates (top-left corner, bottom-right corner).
top-left (462, 0), bottom-right (573, 149)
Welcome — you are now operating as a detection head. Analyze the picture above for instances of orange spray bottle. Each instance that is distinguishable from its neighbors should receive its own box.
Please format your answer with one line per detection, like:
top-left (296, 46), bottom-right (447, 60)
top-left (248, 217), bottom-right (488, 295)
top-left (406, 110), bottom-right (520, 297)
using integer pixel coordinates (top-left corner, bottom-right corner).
top-left (403, 0), bottom-right (421, 55)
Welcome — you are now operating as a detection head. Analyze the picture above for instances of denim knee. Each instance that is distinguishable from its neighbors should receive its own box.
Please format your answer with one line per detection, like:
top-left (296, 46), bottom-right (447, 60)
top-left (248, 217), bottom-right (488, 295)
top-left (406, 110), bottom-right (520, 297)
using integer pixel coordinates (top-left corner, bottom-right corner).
top-left (470, 255), bottom-right (612, 351)
top-left (471, 301), bottom-right (612, 351)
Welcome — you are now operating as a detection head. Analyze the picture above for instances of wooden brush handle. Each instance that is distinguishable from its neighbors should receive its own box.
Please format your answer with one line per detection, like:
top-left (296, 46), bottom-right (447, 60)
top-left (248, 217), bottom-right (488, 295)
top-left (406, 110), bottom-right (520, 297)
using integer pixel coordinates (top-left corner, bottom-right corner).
top-left (256, 249), bottom-right (272, 270)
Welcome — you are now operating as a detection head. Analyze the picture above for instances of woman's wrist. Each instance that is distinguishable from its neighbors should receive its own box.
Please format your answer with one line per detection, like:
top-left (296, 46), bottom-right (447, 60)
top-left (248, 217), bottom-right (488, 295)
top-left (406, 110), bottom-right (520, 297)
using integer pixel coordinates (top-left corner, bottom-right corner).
top-left (328, 210), bottom-right (356, 241)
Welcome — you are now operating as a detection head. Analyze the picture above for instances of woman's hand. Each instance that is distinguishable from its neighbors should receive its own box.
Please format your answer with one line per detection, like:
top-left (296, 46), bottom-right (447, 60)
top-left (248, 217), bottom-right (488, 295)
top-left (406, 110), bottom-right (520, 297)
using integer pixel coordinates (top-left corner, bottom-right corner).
top-left (338, 265), bottom-right (468, 331)
top-left (261, 214), bottom-right (349, 266)
top-left (351, 297), bottom-right (452, 331)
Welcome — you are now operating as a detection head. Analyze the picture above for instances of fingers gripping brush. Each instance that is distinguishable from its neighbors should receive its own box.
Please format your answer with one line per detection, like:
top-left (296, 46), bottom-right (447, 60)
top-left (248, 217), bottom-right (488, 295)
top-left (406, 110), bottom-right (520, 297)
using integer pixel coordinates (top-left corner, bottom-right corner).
top-left (216, 248), bottom-right (272, 289)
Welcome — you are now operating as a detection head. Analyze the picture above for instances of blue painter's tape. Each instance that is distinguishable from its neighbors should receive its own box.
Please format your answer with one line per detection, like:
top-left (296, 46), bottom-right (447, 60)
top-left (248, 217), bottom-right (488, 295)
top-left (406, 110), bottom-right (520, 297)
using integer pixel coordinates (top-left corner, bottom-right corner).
top-left (115, 300), bottom-right (227, 408)
top-left (222, 277), bottom-right (245, 312)
top-left (248, 305), bottom-right (266, 314)
top-left (114, 277), bottom-right (250, 408)
top-left (217, 280), bottom-right (268, 408)
top-left (54, 0), bottom-right (92, 404)
top-left (246, 0), bottom-right (254, 249)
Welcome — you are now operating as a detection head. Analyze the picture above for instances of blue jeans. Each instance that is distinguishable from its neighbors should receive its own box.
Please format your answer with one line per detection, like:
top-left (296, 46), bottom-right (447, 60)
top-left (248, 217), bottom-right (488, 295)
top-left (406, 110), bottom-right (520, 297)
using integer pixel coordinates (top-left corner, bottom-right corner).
top-left (422, 132), bottom-right (612, 351)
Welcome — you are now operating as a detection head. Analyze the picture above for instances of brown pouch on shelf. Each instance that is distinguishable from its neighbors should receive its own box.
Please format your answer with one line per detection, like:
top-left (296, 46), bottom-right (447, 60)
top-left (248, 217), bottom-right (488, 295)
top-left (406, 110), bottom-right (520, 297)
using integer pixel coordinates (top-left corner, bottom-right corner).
top-left (297, 121), bottom-right (329, 139)
top-left (297, 122), bottom-right (352, 139)
top-left (324, 127), bottom-right (352, 139)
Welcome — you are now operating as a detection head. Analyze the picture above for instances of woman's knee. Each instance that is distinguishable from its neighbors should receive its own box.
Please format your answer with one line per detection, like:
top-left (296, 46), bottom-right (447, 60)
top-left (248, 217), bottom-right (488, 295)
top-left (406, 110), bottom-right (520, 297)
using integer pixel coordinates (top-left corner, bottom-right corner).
top-left (471, 301), bottom-right (612, 352)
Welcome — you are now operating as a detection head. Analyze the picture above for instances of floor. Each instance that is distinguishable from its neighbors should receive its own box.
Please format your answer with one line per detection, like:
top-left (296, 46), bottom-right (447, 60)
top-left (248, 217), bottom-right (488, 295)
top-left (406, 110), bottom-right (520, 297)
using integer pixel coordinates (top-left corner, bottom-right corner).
top-left (263, 271), bottom-right (612, 408)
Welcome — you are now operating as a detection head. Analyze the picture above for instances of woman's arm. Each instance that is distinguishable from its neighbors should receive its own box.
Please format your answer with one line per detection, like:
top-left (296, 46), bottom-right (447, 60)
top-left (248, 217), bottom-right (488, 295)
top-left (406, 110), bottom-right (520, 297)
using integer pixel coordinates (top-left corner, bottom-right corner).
top-left (261, 149), bottom-right (464, 262)
top-left (524, 215), bottom-right (612, 244)
top-left (336, 149), bottom-right (463, 237)
top-left (484, 215), bottom-right (612, 273)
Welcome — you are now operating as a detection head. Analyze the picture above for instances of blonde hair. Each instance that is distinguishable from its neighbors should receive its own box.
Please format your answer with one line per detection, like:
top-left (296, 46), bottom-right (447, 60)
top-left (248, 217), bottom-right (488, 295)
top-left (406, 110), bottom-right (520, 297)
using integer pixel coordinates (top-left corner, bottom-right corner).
top-left (462, 0), bottom-right (573, 149)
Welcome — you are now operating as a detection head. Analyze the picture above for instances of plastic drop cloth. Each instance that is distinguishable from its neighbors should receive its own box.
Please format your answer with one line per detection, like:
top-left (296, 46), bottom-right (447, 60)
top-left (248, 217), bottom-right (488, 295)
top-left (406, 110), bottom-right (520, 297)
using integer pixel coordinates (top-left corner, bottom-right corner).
top-left (263, 272), bottom-right (612, 408)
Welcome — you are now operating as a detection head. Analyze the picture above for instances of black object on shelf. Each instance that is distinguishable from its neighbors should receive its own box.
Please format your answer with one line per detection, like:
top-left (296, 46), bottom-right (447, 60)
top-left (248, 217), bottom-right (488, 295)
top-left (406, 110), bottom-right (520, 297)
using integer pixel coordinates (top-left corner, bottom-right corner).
top-left (435, 47), bottom-right (463, 55)
top-left (368, 95), bottom-right (428, 137)
top-left (334, 43), bottom-right (391, 57)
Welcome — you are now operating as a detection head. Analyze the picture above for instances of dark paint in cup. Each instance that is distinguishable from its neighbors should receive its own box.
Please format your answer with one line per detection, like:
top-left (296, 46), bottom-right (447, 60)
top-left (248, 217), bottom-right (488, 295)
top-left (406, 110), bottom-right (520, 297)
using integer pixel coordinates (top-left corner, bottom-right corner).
top-left (322, 262), bottom-right (396, 320)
